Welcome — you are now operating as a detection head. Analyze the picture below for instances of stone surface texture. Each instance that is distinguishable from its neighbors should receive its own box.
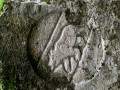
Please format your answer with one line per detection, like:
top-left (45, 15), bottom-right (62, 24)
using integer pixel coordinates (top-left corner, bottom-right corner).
top-left (0, 0), bottom-right (120, 90)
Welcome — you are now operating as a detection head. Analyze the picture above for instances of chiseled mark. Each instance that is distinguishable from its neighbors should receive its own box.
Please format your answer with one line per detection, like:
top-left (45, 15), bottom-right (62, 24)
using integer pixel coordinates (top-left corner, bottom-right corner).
top-left (48, 25), bottom-right (77, 69)
top-left (53, 64), bottom-right (67, 75)
top-left (70, 57), bottom-right (78, 74)
top-left (62, 57), bottom-right (78, 81)
top-left (74, 48), bottom-right (81, 61)
top-left (64, 58), bottom-right (71, 73)
top-left (79, 29), bottom-right (94, 66)
top-left (37, 12), bottom-right (67, 67)
top-left (96, 36), bottom-right (109, 71)
top-left (48, 25), bottom-right (80, 80)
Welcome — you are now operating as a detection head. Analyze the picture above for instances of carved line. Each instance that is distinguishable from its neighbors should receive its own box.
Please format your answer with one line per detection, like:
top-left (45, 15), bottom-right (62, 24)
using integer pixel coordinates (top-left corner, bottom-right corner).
top-left (37, 12), bottom-right (67, 67)
top-left (79, 29), bottom-right (94, 66)
top-left (42, 12), bottom-right (66, 57)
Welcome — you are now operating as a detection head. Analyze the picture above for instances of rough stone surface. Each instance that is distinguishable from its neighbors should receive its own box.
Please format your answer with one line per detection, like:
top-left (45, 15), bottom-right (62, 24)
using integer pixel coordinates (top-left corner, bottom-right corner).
top-left (27, 0), bottom-right (120, 89)
top-left (1, 0), bottom-right (120, 90)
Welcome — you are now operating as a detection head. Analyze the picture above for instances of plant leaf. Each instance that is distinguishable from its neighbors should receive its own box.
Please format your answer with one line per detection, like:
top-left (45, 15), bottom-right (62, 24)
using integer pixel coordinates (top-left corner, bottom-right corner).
top-left (0, 0), bottom-right (4, 11)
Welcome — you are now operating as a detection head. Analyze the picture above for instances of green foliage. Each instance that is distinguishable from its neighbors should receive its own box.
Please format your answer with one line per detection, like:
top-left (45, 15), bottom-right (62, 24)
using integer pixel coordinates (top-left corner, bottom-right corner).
top-left (4, 75), bottom-right (15, 90)
top-left (0, 82), bottom-right (4, 90)
top-left (41, 0), bottom-right (50, 4)
top-left (0, 0), bottom-right (10, 15)
top-left (0, 0), bottom-right (4, 11)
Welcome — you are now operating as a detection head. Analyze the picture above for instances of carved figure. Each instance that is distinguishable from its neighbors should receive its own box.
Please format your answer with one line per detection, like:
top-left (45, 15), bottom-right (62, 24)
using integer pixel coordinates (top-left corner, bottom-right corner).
top-left (48, 25), bottom-right (80, 73)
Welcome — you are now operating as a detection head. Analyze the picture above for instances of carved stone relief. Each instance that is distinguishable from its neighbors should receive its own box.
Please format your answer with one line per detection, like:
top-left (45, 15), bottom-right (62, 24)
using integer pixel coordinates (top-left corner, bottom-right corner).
top-left (23, 1), bottom-right (120, 90)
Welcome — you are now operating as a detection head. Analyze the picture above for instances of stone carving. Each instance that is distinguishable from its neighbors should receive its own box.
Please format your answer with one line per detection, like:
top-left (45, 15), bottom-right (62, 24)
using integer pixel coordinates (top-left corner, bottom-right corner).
top-left (48, 25), bottom-right (80, 79)
top-left (23, 1), bottom-right (120, 90)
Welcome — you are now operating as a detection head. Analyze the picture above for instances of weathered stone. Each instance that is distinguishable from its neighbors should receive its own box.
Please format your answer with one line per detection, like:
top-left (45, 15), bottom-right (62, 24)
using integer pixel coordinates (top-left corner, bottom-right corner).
top-left (1, 0), bottom-right (120, 89)
top-left (26, 0), bottom-right (120, 89)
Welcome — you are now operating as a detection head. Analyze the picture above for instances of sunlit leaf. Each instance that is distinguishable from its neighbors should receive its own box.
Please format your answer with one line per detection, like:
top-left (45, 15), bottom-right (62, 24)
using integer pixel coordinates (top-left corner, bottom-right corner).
top-left (0, 0), bottom-right (4, 11)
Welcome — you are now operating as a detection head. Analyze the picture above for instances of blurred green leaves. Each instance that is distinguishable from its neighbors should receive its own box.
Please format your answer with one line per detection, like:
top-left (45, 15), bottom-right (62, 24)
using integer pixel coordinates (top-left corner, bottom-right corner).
top-left (0, 0), bottom-right (4, 11)
top-left (0, 82), bottom-right (4, 90)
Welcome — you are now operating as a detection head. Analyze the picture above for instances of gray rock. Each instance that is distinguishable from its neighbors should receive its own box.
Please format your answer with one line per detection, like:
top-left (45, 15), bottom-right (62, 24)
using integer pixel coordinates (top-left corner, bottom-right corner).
top-left (4, 0), bottom-right (120, 89)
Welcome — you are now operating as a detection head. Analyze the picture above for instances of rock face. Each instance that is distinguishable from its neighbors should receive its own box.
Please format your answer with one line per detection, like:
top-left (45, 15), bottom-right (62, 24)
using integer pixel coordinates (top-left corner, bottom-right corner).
top-left (1, 0), bottom-right (120, 89)
top-left (26, 0), bottom-right (120, 89)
